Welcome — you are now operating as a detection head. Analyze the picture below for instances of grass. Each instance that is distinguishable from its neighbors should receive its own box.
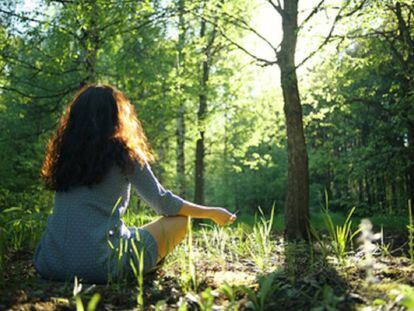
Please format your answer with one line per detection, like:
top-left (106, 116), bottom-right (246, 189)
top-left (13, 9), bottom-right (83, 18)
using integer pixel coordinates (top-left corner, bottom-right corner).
top-left (320, 202), bottom-right (360, 263)
top-left (238, 210), bottom-right (409, 234)
top-left (1, 203), bottom-right (414, 310)
top-left (408, 200), bottom-right (414, 262)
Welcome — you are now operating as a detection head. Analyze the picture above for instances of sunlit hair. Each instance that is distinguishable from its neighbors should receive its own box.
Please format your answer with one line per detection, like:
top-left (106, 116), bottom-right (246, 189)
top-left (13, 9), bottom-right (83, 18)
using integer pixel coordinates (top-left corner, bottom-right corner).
top-left (41, 83), bottom-right (155, 191)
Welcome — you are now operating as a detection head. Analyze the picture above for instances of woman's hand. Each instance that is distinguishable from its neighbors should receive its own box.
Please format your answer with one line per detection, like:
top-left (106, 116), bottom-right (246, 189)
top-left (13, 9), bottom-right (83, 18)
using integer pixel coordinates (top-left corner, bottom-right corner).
top-left (177, 201), bottom-right (237, 226)
top-left (209, 207), bottom-right (237, 226)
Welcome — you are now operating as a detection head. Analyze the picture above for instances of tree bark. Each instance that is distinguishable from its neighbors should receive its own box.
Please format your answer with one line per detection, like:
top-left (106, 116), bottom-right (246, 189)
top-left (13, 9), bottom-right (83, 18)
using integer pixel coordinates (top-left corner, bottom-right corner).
top-left (277, 0), bottom-right (310, 240)
top-left (194, 15), bottom-right (209, 205)
top-left (176, 0), bottom-right (186, 197)
top-left (80, 0), bottom-right (99, 86)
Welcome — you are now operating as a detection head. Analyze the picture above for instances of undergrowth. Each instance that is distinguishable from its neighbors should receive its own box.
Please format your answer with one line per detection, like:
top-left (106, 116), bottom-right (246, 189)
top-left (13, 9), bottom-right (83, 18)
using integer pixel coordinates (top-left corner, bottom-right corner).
top-left (1, 200), bottom-right (414, 310)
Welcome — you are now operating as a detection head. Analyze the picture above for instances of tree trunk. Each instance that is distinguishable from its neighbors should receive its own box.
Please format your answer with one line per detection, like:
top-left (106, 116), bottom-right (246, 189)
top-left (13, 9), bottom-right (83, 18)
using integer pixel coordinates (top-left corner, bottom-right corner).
top-left (80, 0), bottom-right (99, 86)
top-left (407, 125), bottom-right (414, 205)
top-left (194, 16), bottom-right (209, 205)
top-left (394, 1), bottom-right (414, 206)
top-left (176, 0), bottom-right (186, 197)
top-left (277, 0), bottom-right (310, 240)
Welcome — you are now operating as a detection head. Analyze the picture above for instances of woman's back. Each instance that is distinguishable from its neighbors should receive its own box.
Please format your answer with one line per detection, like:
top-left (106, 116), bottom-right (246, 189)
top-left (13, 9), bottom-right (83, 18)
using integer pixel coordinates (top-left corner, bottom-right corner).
top-left (33, 162), bottom-right (183, 284)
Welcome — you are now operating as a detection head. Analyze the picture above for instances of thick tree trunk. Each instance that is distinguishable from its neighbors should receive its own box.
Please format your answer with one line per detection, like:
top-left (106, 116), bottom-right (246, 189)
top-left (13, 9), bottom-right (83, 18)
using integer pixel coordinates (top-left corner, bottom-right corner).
top-left (277, 0), bottom-right (310, 240)
top-left (176, 0), bottom-right (186, 197)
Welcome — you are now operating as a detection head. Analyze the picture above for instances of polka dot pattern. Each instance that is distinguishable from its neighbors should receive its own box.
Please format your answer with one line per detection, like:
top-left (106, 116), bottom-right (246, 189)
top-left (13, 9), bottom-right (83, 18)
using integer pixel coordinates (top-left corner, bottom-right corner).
top-left (33, 161), bottom-right (184, 284)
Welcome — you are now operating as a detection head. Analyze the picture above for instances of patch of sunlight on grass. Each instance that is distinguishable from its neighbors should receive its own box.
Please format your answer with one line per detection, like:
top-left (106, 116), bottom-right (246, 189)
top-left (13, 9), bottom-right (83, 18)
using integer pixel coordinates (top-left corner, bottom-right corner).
top-left (212, 271), bottom-right (256, 287)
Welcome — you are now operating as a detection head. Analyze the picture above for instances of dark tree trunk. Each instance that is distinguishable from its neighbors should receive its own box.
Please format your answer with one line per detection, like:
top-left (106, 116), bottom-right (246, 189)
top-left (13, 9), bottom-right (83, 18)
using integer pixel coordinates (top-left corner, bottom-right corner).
top-left (176, 0), bottom-right (186, 197)
top-left (277, 0), bottom-right (310, 240)
top-left (194, 2), bottom-right (219, 204)
top-left (176, 104), bottom-right (186, 197)
top-left (365, 173), bottom-right (373, 206)
top-left (194, 16), bottom-right (209, 205)
top-left (376, 175), bottom-right (386, 213)
top-left (194, 128), bottom-right (205, 204)
top-left (79, 0), bottom-right (99, 86)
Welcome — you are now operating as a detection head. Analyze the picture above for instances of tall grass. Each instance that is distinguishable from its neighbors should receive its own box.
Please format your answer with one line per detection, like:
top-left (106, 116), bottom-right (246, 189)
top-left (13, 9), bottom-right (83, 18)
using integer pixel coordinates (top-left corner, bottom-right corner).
top-left (0, 204), bottom-right (49, 284)
top-left (200, 224), bottom-right (229, 263)
top-left (321, 192), bottom-right (360, 263)
top-left (179, 216), bottom-right (198, 292)
top-left (248, 204), bottom-right (275, 271)
top-left (130, 239), bottom-right (145, 307)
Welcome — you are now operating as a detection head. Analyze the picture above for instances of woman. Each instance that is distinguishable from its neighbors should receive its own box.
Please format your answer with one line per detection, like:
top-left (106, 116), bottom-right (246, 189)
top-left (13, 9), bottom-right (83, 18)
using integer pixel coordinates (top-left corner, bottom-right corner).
top-left (33, 83), bottom-right (236, 284)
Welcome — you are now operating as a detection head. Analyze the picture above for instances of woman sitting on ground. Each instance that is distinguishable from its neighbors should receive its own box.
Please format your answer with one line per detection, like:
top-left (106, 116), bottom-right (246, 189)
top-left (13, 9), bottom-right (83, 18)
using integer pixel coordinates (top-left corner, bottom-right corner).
top-left (33, 83), bottom-right (236, 284)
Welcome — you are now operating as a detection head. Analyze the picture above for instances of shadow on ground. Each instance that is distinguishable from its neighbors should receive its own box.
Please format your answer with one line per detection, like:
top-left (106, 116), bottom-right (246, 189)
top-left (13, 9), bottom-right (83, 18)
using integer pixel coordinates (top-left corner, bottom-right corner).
top-left (255, 239), bottom-right (361, 311)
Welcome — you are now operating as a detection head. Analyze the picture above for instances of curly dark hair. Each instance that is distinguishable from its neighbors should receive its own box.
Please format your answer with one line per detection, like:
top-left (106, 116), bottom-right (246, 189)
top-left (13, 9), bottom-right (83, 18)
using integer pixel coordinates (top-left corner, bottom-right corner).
top-left (41, 83), bottom-right (155, 191)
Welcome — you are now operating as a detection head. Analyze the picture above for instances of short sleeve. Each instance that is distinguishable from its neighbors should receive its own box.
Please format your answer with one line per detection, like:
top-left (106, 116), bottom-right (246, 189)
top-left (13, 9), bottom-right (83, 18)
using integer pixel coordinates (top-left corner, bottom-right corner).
top-left (126, 160), bottom-right (184, 216)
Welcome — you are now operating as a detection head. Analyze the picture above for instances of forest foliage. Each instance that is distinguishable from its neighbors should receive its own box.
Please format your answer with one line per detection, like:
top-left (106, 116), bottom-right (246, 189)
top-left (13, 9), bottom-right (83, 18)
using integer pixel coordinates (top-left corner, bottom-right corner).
top-left (0, 0), bottom-right (413, 219)
top-left (1, 0), bottom-right (414, 309)
top-left (1, 0), bottom-right (413, 219)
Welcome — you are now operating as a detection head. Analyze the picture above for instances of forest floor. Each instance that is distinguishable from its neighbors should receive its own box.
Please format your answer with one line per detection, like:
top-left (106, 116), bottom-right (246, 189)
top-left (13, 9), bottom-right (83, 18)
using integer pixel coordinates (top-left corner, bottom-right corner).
top-left (1, 221), bottom-right (414, 310)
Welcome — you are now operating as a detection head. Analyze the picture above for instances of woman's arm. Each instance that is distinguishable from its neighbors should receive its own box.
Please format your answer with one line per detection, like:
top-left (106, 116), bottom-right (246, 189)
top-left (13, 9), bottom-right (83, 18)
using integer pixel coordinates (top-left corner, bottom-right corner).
top-left (126, 160), bottom-right (184, 216)
top-left (126, 159), bottom-right (236, 226)
top-left (177, 200), bottom-right (237, 226)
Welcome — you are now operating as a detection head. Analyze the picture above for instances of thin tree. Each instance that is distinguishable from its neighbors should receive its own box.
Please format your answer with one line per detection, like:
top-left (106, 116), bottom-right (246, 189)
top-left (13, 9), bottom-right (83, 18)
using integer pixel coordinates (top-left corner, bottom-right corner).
top-left (193, 0), bottom-right (223, 204)
top-left (176, 0), bottom-right (187, 197)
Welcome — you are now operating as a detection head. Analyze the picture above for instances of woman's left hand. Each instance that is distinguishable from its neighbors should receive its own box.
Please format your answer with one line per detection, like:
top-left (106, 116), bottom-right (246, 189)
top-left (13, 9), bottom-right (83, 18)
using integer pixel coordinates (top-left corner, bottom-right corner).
top-left (209, 207), bottom-right (237, 226)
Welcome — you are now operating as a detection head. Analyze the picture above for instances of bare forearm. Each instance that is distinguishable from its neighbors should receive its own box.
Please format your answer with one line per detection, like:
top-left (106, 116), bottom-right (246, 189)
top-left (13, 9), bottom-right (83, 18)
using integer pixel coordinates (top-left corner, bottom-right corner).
top-left (176, 200), bottom-right (215, 219)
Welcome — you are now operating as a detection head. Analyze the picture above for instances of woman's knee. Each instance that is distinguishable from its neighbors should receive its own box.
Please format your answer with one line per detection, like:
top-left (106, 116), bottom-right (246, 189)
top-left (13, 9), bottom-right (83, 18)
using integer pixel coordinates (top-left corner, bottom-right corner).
top-left (171, 215), bottom-right (190, 235)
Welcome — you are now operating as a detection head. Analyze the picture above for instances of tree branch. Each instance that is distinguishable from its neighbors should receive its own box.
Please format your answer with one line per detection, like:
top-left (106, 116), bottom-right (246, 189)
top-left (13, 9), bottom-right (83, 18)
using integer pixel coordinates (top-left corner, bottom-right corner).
top-left (187, 9), bottom-right (277, 66)
top-left (267, 0), bottom-right (283, 16)
top-left (298, 0), bottom-right (325, 30)
top-left (296, 0), bottom-right (368, 69)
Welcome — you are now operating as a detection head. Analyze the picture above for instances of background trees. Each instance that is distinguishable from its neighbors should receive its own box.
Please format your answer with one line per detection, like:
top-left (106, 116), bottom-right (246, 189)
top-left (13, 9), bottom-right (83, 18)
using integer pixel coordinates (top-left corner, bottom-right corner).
top-left (303, 0), bottom-right (414, 215)
top-left (0, 0), bottom-right (413, 224)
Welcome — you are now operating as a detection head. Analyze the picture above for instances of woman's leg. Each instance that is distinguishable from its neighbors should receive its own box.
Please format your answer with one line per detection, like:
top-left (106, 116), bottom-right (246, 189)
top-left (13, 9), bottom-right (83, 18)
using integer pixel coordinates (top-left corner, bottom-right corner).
top-left (141, 215), bottom-right (189, 263)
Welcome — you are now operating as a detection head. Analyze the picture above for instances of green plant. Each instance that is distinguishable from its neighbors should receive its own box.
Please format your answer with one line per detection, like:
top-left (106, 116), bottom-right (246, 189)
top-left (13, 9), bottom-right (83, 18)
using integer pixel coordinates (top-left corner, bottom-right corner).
top-left (321, 192), bottom-right (360, 263)
top-left (248, 204), bottom-right (275, 271)
top-left (0, 217), bottom-right (7, 284)
top-left (130, 234), bottom-right (145, 308)
top-left (378, 225), bottom-right (391, 257)
top-left (408, 200), bottom-right (414, 262)
top-left (198, 287), bottom-right (215, 311)
top-left (238, 273), bottom-right (278, 311)
top-left (388, 284), bottom-right (414, 310)
top-left (311, 285), bottom-right (344, 311)
top-left (72, 276), bottom-right (101, 311)
top-left (399, 285), bottom-right (414, 310)
top-left (201, 223), bottom-right (229, 261)
top-left (154, 299), bottom-right (167, 310)
top-left (179, 216), bottom-right (198, 292)
top-left (308, 224), bottom-right (330, 262)
top-left (219, 282), bottom-right (238, 311)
